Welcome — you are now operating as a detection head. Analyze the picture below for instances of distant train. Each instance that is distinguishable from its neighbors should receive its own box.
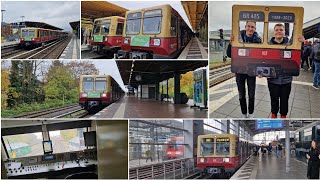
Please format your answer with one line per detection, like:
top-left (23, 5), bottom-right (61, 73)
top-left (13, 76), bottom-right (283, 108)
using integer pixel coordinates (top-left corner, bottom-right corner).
top-left (197, 134), bottom-right (258, 178)
top-left (90, 16), bottom-right (125, 55)
top-left (79, 75), bottom-right (124, 112)
top-left (117, 4), bottom-right (193, 59)
top-left (164, 137), bottom-right (184, 160)
top-left (20, 27), bottom-right (68, 48)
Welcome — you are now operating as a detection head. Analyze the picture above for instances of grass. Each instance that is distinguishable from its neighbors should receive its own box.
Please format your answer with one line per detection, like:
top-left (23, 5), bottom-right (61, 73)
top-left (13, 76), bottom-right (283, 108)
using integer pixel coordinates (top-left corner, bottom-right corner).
top-left (1, 99), bottom-right (78, 118)
top-left (209, 59), bottom-right (231, 69)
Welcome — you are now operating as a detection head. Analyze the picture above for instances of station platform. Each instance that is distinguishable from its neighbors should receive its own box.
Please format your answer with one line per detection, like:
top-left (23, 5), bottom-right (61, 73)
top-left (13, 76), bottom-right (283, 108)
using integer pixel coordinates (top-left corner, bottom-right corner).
top-left (89, 95), bottom-right (207, 119)
top-left (1, 40), bottom-right (19, 47)
top-left (209, 69), bottom-right (320, 118)
top-left (59, 35), bottom-right (80, 59)
top-left (231, 153), bottom-right (307, 179)
top-left (178, 37), bottom-right (208, 59)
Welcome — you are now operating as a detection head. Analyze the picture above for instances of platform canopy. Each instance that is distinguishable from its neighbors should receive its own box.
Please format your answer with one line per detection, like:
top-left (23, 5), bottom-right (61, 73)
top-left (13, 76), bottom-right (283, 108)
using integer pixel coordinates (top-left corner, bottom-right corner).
top-left (81, 1), bottom-right (128, 19)
top-left (181, 1), bottom-right (208, 32)
top-left (10, 21), bottom-right (63, 30)
top-left (117, 61), bottom-right (207, 86)
top-left (303, 17), bottom-right (320, 39)
top-left (69, 21), bottom-right (80, 31)
top-left (242, 120), bottom-right (316, 135)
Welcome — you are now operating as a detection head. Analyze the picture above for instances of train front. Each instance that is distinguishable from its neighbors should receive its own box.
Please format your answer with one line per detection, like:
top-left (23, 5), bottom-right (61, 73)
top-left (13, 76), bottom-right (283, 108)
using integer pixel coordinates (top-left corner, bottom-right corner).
top-left (164, 137), bottom-right (184, 160)
top-left (197, 135), bottom-right (239, 176)
top-left (79, 75), bottom-right (110, 112)
top-left (118, 5), bottom-right (176, 59)
top-left (90, 17), bottom-right (124, 55)
top-left (20, 28), bottom-right (38, 47)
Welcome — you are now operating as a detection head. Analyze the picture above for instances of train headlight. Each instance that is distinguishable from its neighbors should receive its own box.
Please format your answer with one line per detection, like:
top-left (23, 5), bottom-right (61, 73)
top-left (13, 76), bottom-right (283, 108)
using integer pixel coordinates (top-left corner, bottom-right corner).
top-left (81, 93), bottom-right (88, 98)
top-left (124, 38), bottom-right (130, 44)
top-left (175, 151), bottom-right (182, 155)
top-left (152, 38), bottom-right (161, 46)
top-left (223, 158), bottom-right (230, 162)
top-left (102, 93), bottom-right (107, 97)
top-left (283, 51), bottom-right (291, 59)
top-left (104, 37), bottom-right (108, 42)
top-left (200, 158), bottom-right (205, 163)
top-left (31, 38), bottom-right (35, 41)
top-left (238, 49), bottom-right (248, 56)
top-left (167, 152), bottom-right (172, 155)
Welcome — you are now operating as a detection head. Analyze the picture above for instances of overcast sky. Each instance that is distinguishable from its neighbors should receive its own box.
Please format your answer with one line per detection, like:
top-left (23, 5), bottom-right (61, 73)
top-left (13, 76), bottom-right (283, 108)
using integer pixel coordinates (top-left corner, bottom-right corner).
top-left (1, 1), bottom-right (80, 31)
top-left (209, 1), bottom-right (320, 31)
top-left (109, 1), bottom-right (192, 30)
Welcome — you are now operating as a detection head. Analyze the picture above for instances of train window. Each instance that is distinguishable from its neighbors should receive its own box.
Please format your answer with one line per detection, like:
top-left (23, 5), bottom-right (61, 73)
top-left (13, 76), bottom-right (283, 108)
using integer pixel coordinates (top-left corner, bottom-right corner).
top-left (116, 23), bottom-right (124, 35)
top-left (126, 12), bottom-right (142, 35)
top-left (268, 22), bottom-right (294, 45)
top-left (82, 77), bottom-right (94, 91)
top-left (143, 10), bottom-right (162, 34)
top-left (238, 21), bottom-right (264, 43)
top-left (304, 127), bottom-right (312, 141)
top-left (200, 138), bottom-right (214, 156)
top-left (170, 14), bottom-right (177, 36)
top-left (235, 140), bottom-right (239, 155)
top-left (216, 138), bottom-right (230, 155)
top-left (3, 132), bottom-right (43, 159)
top-left (49, 128), bottom-right (86, 154)
top-left (95, 78), bottom-right (107, 91)
top-left (93, 21), bottom-right (101, 35)
top-left (101, 19), bottom-right (111, 34)
top-left (316, 125), bottom-right (320, 141)
top-left (21, 29), bottom-right (28, 37)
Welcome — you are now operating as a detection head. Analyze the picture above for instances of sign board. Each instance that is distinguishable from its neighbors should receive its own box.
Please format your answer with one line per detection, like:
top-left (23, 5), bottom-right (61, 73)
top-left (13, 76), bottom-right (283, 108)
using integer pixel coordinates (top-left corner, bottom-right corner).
top-left (256, 120), bottom-right (284, 130)
top-left (94, 35), bottom-right (104, 42)
top-left (130, 36), bottom-right (150, 47)
top-left (239, 11), bottom-right (265, 21)
top-left (193, 68), bottom-right (207, 108)
top-left (88, 92), bottom-right (101, 98)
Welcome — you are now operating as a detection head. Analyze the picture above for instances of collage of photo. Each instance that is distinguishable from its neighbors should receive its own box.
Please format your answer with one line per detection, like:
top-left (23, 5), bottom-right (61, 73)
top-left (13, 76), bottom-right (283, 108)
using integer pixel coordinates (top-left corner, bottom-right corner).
top-left (1, 0), bottom-right (320, 179)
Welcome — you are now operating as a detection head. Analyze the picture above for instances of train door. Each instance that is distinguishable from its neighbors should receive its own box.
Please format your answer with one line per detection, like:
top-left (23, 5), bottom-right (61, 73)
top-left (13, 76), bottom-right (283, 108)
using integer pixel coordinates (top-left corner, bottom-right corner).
top-left (148, 87), bottom-right (155, 99)
top-left (170, 14), bottom-right (178, 53)
top-left (115, 20), bottom-right (124, 47)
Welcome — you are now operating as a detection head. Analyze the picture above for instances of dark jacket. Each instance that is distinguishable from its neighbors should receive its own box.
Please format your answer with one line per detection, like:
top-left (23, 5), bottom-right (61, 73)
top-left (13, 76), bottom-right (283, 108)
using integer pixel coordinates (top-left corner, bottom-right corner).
top-left (268, 37), bottom-right (293, 85)
top-left (227, 30), bottom-right (262, 58)
top-left (311, 41), bottom-right (320, 63)
top-left (307, 147), bottom-right (320, 179)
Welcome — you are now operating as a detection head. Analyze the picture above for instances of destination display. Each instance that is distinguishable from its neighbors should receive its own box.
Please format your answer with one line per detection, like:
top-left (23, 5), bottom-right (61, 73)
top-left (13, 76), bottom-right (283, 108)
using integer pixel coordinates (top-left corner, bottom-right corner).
top-left (256, 120), bottom-right (284, 130)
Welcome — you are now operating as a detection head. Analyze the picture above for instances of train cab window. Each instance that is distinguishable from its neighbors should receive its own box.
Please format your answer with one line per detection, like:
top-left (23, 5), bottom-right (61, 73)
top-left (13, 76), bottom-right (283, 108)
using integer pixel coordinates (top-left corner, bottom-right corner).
top-left (3, 132), bottom-right (43, 159)
top-left (168, 140), bottom-right (183, 149)
top-left (238, 20), bottom-right (264, 44)
top-left (101, 19), bottom-right (111, 34)
top-left (93, 20), bottom-right (101, 35)
top-left (82, 77), bottom-right (94, 92)
top-left (95, 77), bottom-right (107, 91)
top-left (268, 22), bottom-right (294, 45)
top-left (116, 23), bottom-right (124, 35)
top-left (126, 12), bottom-right (142, 35)
top-left (21, 30), bottom-right (28, 37)
top-left (216, 138), bottom-right (230, 155)
top-left (142, 9), bottom-right (162, 34)
top-left (170, 14), bottom-right (177, 36)
top-left (200, 138), bottom-right (214, 156)
top-left (49, 128), bottom-right (86, 154)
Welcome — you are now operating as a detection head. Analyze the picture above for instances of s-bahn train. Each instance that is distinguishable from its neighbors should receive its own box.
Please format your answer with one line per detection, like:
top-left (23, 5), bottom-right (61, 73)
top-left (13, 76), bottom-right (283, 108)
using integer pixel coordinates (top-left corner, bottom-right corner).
top-left (20, 27), bottom-right (68, 48)
top-left (231, 5), bottom-right (304, 77)
top-left (294, 121), bottom-right (320, 162)
top-left (90, 16), bottom-right (125, 55)
top-left (164, 137), bottom-right (184, 160)
top-left (117, 4), bottom-right (193, 59)
top-left (197, 134), bottom-right (258, 177)
top-left (79, 75), bottom-right (124, 112)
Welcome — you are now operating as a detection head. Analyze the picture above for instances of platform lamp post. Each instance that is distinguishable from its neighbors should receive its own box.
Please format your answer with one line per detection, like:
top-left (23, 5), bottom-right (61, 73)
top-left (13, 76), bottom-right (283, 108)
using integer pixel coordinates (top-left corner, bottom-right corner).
top-left (1, 10), bottom-right (6, 24)
top-left (285, 120), bottom-right (290, 172)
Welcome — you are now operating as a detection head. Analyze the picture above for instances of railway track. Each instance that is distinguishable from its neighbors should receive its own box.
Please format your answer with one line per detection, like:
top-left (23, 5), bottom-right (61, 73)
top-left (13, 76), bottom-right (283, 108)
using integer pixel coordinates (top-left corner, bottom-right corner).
top-left (2, 36), bottom-right (72, 59)
top-left (13, 104), bottom-right (82, 118)
top-left (209, 65), bottom-right (235, 87)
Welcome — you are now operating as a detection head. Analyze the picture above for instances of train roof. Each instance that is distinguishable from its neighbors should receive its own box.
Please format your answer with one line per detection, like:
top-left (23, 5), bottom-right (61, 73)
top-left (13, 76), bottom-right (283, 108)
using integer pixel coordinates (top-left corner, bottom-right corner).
top-left (21, 27), bottom-right (63, 32)
top-left (125, 4), bottom-right (172, 14)
top-left (94, 16), bottom-right (125, 22)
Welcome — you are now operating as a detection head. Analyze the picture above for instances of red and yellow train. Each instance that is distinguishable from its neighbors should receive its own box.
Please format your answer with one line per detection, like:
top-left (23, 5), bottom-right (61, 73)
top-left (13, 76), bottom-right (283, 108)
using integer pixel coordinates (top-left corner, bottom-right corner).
top-left (197, 134), bottom-right (257, 177)
top-left (20, 27), bottom-right (68, 48)
top-left (117, 4), bottom-right (193, 59)
top-left (90, 16), bottom-right (125, 55)
top-left (79, 75), bottom-right (124, 112)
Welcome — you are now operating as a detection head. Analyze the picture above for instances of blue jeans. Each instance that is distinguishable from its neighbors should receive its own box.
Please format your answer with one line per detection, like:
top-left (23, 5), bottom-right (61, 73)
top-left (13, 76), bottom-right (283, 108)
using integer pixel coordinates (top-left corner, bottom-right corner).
top-left (314, 61), bottom-right (320, 86)
top-left (277, 150), bottom-right (282, 157)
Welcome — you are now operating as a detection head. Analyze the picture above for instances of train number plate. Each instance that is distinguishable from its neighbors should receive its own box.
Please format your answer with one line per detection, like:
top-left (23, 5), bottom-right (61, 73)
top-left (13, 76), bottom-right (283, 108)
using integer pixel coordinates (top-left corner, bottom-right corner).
top-left (88, 92), bottom-right (101, 98)
top-left (94, 35), bottom-right (103, 42)
top-left (130, 36), bottom-right (150, 47)
top-left (25, 37), bottom-right (32, 41)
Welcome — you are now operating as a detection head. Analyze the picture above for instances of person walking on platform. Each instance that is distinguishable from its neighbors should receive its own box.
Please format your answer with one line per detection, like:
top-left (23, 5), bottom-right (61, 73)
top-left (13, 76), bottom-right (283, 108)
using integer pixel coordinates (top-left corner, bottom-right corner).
top-left (310, 39), bottom-right (320, 89)
top-left (145, 149), bottom-right (153, 163)
top-left (277, 144), bottom-right (283, 158)
top-left (227, 21), bottom-right (262, 118)
top-left (306, 140), bottom-right (320, 179)
top-left (267, 24), bottom-right (304, 118)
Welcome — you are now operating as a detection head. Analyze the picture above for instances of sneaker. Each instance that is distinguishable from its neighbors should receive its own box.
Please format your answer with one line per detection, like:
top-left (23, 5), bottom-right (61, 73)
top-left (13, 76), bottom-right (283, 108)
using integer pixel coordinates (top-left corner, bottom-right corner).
top-left (248, 114), bottom-right (254, 118)
top-left (281, 115), bottom-right (286, 118)
top-left (300, 68), bottom-right (305, 71)
top-left (242, 114), bottom-right (247, 118)
top-left (271, 113), bottom-right (277, 118)
top-left (308, 67), bottom-right (312, 71)
top-left (313, 85), bottom-right (320, 90)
